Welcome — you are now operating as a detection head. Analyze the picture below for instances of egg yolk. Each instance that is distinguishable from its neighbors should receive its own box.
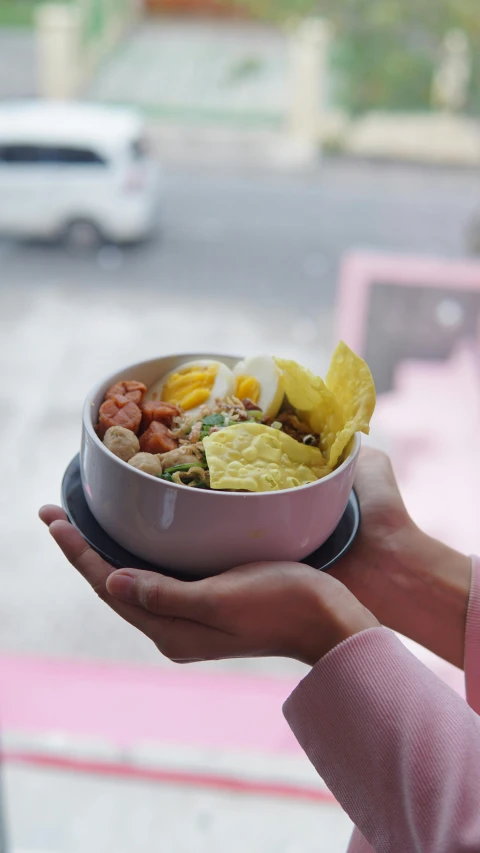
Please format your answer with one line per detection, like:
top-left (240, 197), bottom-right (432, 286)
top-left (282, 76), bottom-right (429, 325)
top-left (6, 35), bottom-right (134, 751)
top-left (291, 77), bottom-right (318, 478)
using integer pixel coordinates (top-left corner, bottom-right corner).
top-left (162, 365), bottom-right (218, 411)
top-left (235, 375), bottom-right (260, 404)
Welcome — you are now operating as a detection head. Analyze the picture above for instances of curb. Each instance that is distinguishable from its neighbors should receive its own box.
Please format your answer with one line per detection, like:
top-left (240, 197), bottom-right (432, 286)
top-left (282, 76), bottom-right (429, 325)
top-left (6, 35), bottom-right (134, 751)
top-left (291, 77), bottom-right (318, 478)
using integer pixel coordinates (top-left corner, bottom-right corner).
top-left (5, 749), bottom-right (337, 806)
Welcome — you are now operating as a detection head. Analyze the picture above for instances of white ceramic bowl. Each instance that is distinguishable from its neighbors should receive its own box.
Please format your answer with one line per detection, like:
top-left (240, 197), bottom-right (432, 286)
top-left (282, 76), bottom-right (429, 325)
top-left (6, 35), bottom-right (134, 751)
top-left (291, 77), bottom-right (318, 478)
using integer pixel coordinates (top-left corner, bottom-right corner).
top-left (81, 353), bottom-right (360, 576)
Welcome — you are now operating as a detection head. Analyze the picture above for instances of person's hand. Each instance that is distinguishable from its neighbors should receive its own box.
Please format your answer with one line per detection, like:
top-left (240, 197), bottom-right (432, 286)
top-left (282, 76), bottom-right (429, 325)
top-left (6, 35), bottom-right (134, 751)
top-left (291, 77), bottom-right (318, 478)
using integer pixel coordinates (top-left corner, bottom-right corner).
top-left (39, 507), bottom-right (378, 666)
top-left (329, 448), bottom-right (472, 668)
top-left (329, 447), bottom-right (415, 614)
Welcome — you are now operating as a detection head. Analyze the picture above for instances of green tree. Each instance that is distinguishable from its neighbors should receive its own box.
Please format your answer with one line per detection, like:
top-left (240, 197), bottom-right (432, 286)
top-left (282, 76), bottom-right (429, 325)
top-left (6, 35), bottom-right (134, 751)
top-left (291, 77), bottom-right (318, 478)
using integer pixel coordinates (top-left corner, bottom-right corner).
top-left (231, 0), bottom-right (480, 114)
top-left (232, 0), bottom-right (480, 38)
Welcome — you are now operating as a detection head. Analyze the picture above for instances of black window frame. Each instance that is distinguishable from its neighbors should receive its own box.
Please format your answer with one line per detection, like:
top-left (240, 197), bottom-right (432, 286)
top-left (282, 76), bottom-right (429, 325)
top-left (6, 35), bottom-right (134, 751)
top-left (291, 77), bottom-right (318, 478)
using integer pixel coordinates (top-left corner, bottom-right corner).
top-left (0, 143), bottom-right (108, 166)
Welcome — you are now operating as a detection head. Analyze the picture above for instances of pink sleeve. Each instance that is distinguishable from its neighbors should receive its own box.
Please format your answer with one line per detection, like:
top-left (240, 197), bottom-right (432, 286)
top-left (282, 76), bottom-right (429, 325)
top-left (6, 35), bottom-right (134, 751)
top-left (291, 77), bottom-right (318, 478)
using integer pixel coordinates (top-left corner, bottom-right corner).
top-left (283, 558), bottom-right (480, 853)
top-left (465, 556), bottom-right (480, 713)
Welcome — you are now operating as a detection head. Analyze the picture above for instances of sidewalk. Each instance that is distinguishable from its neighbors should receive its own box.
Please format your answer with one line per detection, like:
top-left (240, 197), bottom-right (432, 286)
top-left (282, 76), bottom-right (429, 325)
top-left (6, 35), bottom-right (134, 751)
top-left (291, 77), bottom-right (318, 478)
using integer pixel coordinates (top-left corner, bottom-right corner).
top-left (6, 763), bottom-right (350, 853)
top-left (1, 646), bottom-right (463, 853)
top-left (2, 655), bottom-right (351, 852)
top-left (87, 19), bottom-right (288, 126)
top-left (147, 122), bottom-right (316, 170)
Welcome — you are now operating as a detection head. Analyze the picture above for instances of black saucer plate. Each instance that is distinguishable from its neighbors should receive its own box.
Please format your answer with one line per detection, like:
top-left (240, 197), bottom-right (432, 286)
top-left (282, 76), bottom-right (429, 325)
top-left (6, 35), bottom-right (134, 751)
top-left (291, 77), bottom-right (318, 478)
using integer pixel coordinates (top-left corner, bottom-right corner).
top-left (62, 455), bottom-right (360, 581)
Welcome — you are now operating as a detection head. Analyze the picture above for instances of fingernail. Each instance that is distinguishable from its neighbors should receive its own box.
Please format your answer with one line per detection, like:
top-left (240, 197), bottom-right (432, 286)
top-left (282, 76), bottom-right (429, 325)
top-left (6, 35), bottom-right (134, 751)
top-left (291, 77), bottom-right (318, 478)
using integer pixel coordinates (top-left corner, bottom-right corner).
top-left (107, 572), bottom-right (136, 602)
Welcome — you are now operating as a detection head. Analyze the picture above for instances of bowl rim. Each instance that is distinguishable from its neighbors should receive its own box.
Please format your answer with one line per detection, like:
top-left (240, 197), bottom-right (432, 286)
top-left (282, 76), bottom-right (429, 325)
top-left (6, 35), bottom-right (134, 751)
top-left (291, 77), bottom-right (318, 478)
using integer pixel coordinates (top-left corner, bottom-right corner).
top-left (83, 353), bottom-right (362, 499)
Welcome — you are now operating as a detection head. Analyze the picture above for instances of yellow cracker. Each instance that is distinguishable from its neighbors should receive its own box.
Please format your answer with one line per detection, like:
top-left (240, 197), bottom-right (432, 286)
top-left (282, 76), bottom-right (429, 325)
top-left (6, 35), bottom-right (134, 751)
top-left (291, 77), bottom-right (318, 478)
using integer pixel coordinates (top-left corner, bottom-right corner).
top-left (204, 422), bottom-right (329, 492)
top-left (325, 341), bottom-right (376, 467)
top-left (275, 358), bottom-right (344, 458)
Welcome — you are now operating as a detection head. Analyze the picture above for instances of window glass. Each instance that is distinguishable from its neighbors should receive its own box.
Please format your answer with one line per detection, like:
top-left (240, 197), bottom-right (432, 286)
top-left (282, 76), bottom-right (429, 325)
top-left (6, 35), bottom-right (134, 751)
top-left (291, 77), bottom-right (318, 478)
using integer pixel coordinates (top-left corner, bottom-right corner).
top-left (0, 144), bottom-right (107, 165)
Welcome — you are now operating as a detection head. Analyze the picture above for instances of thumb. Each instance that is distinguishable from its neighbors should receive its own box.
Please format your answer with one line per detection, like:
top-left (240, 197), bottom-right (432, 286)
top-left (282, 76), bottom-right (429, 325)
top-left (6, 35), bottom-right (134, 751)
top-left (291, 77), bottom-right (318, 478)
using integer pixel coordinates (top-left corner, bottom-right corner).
top-left (106, 569), bottom-right (213, 622)
top-left (355, 448), bottom-right (405, 507)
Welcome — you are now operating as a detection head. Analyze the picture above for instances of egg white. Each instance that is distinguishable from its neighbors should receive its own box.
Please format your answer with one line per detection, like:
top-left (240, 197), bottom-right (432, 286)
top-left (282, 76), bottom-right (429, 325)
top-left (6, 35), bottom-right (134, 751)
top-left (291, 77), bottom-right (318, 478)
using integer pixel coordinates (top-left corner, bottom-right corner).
top-left (233, 355), bottom-right (284, 420)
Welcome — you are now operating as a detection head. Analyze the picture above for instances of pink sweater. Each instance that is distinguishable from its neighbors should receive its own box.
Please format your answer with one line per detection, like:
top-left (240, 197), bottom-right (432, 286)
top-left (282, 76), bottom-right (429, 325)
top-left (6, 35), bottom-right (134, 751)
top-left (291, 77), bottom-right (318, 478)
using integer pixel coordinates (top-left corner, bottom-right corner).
top-left (283, 557), bottom-right (480, 853)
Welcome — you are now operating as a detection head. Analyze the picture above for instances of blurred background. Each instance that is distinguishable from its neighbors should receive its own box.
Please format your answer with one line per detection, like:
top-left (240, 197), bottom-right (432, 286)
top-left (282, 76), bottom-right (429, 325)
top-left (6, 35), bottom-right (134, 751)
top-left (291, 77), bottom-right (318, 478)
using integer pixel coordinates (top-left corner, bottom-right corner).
top-left (1, 0), bottom-right (480, 850)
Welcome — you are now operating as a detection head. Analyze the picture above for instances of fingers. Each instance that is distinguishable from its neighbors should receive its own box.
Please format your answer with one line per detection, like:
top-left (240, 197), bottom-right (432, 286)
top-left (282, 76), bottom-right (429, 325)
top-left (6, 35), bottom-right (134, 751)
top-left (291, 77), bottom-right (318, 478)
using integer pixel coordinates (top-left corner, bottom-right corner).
top-left (39, 505), bottom-right (67, 526)
top-left (39, 508), bottom-right (209, 621)
top-left (106, 570), bottom-right (239, 661)
top-left (41, 512), bottom-right (167, 638)
top-left (40, 505), bottom-right (117, 594)
top-left (106, 570), bottom-right (238, 661)
top-left (106, 569), bottom-right (215, 624)
top-left (39, 505), bottom-right (230, 662)
top-left (47, 519), bottom-right (114, 593)
top-left (354, 447), bottom-right (403, 506)
top-left (355, 446), bottom-right (391, 481)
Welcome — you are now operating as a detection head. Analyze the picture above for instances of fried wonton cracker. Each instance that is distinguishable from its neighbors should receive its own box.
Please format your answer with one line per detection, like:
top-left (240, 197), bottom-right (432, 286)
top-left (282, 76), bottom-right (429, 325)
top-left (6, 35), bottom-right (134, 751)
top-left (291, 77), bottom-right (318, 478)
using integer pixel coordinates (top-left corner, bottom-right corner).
top-left (275, 358), bottom-right (344, 458)
top-left (204, 422), bottom-right (329, 492)
top-left (276, 344), bottom-right (376, 467)
top-left (325, 341), bottom-right (376, 467)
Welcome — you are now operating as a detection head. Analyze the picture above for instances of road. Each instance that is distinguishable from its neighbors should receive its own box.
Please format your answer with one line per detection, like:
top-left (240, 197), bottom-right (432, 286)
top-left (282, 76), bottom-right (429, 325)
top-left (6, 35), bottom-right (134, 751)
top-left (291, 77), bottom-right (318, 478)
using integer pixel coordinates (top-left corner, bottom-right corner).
top-left (1, 158), bottom-right (478, 853)
top-left (2, 160), bottom-right (478, 313)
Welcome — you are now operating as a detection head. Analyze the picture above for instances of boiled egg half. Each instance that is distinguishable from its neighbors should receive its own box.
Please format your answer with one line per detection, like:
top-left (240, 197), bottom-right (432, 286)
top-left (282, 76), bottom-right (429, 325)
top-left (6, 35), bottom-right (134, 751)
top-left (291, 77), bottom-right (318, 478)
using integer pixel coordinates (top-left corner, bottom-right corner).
top-left (146, 359), bottom-right (235, 418)
top-left (233, 355), bottom-right (284, 420)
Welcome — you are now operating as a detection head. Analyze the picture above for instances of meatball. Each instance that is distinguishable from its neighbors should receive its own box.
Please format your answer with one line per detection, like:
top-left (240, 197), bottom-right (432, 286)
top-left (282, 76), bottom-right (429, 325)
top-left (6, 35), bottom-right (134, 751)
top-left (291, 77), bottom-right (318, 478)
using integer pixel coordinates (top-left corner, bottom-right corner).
top-left (159, 446), bottom-right (202, 470)
top-left (128, 453), bottom-right (163, 477)
top-left (139, 421), bottom-right (178, 454)
top-left (105, 380), bottom-right (147, 406)
top-left (103, 426), bottom-right (140, 462)
top-left (140, 401), bottom-right (181, 432)
top-left (97, 398), bottom-right (142, 439)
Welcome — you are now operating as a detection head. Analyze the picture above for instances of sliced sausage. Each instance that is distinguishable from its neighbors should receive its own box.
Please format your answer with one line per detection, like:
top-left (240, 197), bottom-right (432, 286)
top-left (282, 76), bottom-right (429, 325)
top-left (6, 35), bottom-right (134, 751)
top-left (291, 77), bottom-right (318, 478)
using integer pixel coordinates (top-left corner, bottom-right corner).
top-left (105, 380), bottom-right (147, 406)
top-left (97, 398), bottom-right (142, 439)
top-left (139, 421), bottom-right (178, 454)
top-left (140, 401), bottom-right (181, 432)
top-left (242, 398), bottom-right (263, 412)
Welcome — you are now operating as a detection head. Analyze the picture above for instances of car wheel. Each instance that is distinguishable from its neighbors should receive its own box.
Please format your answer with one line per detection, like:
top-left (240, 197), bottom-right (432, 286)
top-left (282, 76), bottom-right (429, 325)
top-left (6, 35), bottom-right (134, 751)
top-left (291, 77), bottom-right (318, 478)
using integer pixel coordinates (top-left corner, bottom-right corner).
top-left (62, 219), bottom-right (104, 253)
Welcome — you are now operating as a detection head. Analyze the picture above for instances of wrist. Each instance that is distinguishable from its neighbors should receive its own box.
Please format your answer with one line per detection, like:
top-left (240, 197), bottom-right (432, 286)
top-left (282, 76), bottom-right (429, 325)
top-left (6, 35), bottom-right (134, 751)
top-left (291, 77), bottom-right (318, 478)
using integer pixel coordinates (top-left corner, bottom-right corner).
top-left (295, 578), bottom-right (380, 667)
top-left (374, 525), bottom-right (472, 668)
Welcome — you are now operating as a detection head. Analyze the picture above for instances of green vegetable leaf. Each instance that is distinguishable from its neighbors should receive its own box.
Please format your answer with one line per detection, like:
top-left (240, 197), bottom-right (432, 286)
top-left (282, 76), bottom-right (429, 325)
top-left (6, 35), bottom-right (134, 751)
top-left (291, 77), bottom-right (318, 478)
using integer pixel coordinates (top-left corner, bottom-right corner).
top-left (202, 413), bottom-right (225, 427)
top-left (247, 410), bottom-right (264, 422)
top-left (160, 472), bottom-right (174, 482)
top-left (165, 462), bottom-right (207, 475)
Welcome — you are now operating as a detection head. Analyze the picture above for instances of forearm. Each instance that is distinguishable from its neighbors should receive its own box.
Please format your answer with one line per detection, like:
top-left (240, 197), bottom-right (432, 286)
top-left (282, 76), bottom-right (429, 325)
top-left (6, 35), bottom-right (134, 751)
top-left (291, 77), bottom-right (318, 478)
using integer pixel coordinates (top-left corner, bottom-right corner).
top-left (284, 628), bottom-right (480, 853)
top-left (339, 526), bottom-right (472, 669)
top-left (387, 529), bottom-right (471, 666)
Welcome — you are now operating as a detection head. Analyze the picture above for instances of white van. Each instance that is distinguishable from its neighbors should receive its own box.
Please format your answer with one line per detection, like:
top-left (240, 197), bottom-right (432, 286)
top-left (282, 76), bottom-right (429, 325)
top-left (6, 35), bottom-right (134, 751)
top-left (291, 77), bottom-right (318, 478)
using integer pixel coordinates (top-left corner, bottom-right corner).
top-left (0, 101), bottom-right (159, 248)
